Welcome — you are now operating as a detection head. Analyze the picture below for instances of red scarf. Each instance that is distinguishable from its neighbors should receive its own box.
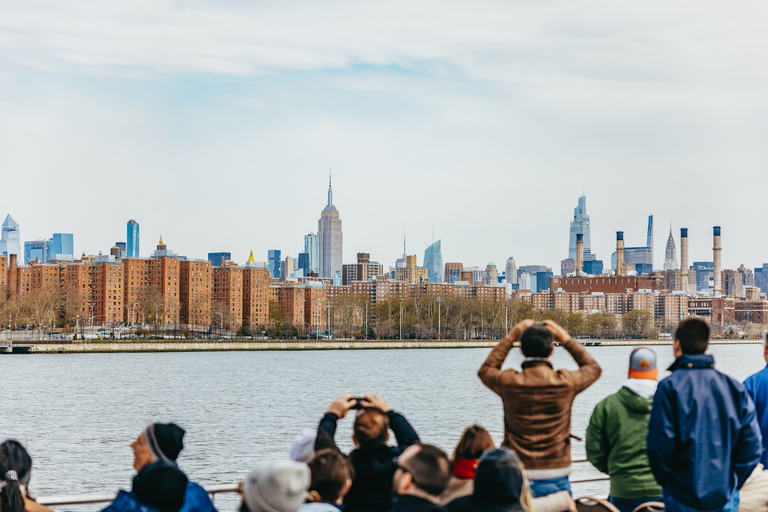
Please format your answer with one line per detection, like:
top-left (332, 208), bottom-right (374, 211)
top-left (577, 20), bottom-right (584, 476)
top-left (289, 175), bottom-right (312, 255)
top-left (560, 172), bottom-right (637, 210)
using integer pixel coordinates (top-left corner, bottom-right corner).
top-left (454, 458), bottom-right (478, 479)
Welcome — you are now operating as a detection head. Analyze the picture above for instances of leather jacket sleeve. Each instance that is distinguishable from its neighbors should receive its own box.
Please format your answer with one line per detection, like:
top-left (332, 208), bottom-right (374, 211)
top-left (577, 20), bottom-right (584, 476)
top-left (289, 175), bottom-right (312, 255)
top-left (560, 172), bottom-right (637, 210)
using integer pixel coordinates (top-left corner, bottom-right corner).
top-left (477, 336), bottom-right (517, 394)
top-left (562, 338), bottom-right (602, 393)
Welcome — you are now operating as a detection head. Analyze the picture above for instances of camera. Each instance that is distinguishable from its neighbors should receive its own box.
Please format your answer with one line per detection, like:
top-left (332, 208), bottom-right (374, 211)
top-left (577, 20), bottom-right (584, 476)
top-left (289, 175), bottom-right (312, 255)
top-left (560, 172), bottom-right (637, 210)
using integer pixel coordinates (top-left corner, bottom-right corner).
top-left (350, 397), bottom-right (366, 410)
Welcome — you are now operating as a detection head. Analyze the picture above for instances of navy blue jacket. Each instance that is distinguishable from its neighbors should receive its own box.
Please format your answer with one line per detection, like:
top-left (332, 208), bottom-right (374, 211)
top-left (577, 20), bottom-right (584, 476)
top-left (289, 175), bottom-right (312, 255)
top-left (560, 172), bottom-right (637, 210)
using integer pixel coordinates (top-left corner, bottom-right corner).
top-left (316, 411), bottom-right (420, 512)
top-left (647, 354), bottom-right (762, 510)
top-left (100, 490), bottom-right (163, 512)
top-left (180, 481), bottom-right (217, 512)
top-left (744, 364), bottom-right (768, 467)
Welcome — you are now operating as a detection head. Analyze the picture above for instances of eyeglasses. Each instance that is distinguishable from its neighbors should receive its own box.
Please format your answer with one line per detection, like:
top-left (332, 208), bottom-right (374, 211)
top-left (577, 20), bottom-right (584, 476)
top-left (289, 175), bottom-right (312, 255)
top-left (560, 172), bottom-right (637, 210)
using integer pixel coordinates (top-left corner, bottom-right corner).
top-left (392, 457), bottom-right (420, 486)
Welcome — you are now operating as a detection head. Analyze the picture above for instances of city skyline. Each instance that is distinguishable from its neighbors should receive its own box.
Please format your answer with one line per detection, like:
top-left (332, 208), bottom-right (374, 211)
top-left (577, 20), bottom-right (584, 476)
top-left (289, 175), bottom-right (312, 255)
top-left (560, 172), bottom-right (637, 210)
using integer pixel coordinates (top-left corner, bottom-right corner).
top-left (0, 191), bottom-right (765, 274)
top-left (2, 2), bottom-right (768, 270)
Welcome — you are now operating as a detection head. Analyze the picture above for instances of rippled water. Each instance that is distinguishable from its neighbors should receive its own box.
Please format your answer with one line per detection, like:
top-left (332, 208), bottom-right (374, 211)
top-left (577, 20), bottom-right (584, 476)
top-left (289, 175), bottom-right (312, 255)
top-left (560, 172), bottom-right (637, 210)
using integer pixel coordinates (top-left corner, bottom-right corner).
top-left (0, 344), bottom-right (764, 511)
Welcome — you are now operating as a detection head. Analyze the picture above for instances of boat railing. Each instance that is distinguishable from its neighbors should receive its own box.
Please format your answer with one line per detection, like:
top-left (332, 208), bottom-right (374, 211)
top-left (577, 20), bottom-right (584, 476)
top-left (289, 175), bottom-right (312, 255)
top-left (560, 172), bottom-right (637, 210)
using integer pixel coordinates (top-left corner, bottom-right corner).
top-left (36, 462), bottom-right (608, 507)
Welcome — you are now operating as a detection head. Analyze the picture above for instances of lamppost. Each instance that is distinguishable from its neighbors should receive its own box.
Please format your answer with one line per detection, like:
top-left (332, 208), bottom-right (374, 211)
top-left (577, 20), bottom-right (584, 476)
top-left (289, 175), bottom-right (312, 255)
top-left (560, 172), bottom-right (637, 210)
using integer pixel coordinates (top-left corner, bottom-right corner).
top-left (327, 304), bottom-right (332, 340)
top-left (399, 299), bottom-right (404, 341)
top-left (364, 301), bottom-right (368, 340)
top-left (505, 299), bottom-right (509, 336)
top-left (437, 297), bottom-right (442, 339)
top-left (316, 299), bottom-right (320, 341)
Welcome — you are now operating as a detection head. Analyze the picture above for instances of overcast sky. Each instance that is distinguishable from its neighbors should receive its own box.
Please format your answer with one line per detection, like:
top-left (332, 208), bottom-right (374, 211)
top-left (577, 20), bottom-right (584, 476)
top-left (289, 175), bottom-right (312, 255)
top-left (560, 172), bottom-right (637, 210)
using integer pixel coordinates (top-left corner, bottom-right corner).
top-left (1, 0), bottom-right (767, 272)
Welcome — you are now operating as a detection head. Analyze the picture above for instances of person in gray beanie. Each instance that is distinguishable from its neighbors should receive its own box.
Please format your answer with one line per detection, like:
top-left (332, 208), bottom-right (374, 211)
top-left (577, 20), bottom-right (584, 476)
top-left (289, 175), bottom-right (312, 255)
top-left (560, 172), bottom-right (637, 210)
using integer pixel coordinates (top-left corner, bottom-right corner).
top-left (242, 461), bottom-right (311, 512)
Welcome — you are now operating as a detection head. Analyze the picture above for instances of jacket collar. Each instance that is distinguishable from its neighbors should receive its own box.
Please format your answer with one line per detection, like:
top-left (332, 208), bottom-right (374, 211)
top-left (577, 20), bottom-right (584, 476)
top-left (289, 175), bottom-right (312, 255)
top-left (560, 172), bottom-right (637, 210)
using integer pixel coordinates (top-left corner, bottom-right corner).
top-left (667, 353), bottom-right (715, 372)
top-left (522, 357), bottom-right (553, 370)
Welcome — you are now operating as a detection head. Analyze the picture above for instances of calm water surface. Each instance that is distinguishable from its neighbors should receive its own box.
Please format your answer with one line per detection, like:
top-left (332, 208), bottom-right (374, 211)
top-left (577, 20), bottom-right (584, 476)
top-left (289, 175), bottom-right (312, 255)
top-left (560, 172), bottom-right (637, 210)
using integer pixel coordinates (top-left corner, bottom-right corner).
top-left (1, 344), bottom-right (764, 510)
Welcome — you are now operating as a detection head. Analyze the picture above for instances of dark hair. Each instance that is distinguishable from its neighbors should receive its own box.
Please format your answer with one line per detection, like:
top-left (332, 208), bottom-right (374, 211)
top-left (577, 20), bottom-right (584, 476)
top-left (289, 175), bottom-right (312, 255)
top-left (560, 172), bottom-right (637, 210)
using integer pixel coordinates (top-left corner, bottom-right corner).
top-left (453, 425), bottom-right (495, 462)
top-left (353, 409), bottom-right (389, 445)
top-left (307, 449), bottom-right (353, 503)
top-left (132, 461), bottom-right (188, 512)
top-left (0, 440), bottom-right (32, 512)
top-left (675, 317), bottom-right (710, 355)
top-left (406, 444), bottom-right (452, 497)
top-left (520, 325), bottom-right (553, 358)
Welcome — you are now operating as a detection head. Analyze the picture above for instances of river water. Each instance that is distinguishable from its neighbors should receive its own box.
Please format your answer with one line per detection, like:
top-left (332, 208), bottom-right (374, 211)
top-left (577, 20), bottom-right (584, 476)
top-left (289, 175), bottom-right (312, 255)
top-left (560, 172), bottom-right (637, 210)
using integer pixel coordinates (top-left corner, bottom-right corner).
top-left (1, 344), bottom-right (765, 511)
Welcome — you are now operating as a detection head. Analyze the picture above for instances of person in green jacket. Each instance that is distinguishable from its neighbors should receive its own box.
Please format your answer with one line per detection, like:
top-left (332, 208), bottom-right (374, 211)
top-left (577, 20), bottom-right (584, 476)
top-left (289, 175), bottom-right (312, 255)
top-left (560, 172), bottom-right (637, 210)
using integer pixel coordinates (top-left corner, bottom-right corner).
top-left (586, 347), bottom-right (663, 512)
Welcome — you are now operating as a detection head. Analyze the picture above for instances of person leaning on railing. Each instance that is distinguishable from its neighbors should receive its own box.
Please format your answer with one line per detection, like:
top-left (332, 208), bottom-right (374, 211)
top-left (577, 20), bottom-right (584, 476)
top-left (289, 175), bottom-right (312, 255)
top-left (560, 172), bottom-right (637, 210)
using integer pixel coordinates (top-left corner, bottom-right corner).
top-left (0, 440), bottom-right (53, 512)
top-left (477, 319), bottom-right (602, 498)
top-left (128, 423), bottom-right (217, 512)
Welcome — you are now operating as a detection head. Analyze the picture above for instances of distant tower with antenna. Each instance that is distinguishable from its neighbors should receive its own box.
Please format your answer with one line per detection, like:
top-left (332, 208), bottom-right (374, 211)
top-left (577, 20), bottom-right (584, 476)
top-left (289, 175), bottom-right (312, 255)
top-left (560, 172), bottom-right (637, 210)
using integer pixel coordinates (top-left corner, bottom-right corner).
top-left (318, 169), bottom-right (343, 278)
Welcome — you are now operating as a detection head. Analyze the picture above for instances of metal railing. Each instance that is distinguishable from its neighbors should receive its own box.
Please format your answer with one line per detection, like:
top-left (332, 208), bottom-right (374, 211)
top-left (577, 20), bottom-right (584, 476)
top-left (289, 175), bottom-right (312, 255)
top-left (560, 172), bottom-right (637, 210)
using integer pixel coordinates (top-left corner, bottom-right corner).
top-left (38, 484), bottom-right (239, 507)
top-left (35, 462), bottom-right (607, 507)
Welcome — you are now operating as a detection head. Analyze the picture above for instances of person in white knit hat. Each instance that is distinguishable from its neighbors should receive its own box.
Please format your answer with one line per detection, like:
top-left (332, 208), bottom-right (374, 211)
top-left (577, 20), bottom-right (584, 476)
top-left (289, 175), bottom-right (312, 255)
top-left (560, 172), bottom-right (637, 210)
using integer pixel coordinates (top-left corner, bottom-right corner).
top-left (242, 461), bottom-right (311, 512)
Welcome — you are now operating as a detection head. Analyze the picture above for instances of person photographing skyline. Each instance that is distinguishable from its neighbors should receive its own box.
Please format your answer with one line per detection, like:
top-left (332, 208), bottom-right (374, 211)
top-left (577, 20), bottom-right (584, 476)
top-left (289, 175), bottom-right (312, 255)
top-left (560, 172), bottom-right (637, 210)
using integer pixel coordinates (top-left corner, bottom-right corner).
top-left (477, 319), bottom-right (602, 497)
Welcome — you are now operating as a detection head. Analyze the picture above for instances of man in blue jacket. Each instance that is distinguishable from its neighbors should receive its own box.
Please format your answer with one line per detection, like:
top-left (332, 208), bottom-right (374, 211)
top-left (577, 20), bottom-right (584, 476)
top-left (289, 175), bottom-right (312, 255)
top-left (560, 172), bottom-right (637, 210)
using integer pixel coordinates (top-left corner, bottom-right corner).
top-left (744, 333), bottom-right (768, 468)
top-left (647, 318), bottom-right (762, 512)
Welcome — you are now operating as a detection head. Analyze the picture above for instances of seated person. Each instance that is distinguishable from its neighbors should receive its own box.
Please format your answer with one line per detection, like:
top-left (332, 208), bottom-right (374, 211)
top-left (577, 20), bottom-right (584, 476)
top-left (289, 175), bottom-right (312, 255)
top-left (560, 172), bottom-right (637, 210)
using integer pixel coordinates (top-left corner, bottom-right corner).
top-left (130, 423), bottom-right (216, 512)
top-left (300, 449), bottom-right (353, 511)
top-left (315, 394), bottom-right (419, 512)
top-left (438, 425), bottom-right (495, 505)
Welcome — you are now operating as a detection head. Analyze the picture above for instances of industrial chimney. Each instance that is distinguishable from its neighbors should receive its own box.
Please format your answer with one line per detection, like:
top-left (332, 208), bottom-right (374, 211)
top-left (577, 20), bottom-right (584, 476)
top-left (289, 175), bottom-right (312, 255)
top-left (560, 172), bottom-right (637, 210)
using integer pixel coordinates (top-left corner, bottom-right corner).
top-left (576, 233), bottom-right (584, 276)
top-left (616, 231), bottom-right (625, 276)
top-left (713, 226), bottom-right (722, 297)
top-left (680, 228), bottom-right (689, 294)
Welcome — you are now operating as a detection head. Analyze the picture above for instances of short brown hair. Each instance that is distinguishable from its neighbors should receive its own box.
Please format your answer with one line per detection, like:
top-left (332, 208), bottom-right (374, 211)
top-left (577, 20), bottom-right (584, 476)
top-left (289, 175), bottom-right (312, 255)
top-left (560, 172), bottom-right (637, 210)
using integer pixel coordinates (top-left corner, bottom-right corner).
top-left (406, 444), bottom-right (453, 497)
top-left (353, 409), bottom-right (388, 445)
top-left (453, 425), bottom-right (494, 462)
top-left (675, 317), bottom-right (710, 355)
top-left (307, 449), bottom-right (353, 503)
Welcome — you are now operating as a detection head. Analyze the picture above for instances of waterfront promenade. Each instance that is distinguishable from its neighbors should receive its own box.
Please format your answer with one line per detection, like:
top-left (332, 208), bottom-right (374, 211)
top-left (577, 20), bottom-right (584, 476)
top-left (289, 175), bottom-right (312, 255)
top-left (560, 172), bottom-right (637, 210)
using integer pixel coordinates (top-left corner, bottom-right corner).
top-left (17, 337), bottom-right (763, 353)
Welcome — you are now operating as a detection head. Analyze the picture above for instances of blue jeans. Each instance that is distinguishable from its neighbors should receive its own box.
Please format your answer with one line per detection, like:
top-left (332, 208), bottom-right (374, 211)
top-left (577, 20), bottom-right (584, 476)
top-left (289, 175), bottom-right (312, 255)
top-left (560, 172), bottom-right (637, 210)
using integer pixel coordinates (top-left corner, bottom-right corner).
top-left (610, 496), bottom-right (663, 512)
top-left (664, 491), bottom-right (739, 512)
top-left (530, 476), bottom-right (571, 498)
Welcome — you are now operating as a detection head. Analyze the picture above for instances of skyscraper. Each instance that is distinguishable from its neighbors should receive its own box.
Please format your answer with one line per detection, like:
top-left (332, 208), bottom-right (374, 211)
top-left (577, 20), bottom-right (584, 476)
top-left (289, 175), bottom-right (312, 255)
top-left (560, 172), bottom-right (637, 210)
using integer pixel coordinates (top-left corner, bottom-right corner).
top-left (318, 173), bottom-right (343, 279)
top-left (0, 215), bottom-right (21, 263)
top-left (48, 233), bottom-right (74, 261)
top-left (304, 233), bottom-right (319, 274)
top-left (423, 240), bottom-right (443, 283)
top-left (505, 257), bottom-right (517, 285)
top-left (664, 227), bottom-right (677, 270)
top-left (208, 252), bottom-right (231, 266)
top-left (126, 219), bottom-right (140, 258)
top-left (268, 249), bottom-right (282, 279)
top-left (568, 196), bottom-right (592, 260)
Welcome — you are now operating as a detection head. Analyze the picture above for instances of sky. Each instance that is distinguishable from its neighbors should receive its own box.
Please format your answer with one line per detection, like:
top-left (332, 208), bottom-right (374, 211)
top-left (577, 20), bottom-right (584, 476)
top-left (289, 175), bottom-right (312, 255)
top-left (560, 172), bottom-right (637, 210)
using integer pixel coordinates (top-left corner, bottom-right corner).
top-left (1, 0), bottom-right (767, 272)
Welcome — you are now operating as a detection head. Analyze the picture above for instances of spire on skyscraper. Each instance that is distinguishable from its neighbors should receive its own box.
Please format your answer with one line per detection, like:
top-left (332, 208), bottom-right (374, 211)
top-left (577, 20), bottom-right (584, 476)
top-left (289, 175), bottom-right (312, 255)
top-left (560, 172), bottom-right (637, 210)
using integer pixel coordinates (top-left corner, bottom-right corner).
top-left (324, 168), bottom-right (336, 211)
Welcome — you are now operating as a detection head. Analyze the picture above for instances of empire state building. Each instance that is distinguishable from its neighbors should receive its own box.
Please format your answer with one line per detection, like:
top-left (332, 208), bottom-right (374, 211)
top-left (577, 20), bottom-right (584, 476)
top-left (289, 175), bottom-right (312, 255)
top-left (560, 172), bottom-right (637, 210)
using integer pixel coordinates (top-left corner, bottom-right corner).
top-left (318, 174), bottom-right (343, 279)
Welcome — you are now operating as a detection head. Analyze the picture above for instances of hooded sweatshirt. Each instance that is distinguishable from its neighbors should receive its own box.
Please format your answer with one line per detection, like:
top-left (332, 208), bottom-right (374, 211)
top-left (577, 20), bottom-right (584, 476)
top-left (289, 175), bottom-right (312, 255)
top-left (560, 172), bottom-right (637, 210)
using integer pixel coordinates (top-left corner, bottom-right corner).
top-left (445, 448), bottom-right (526, 512)
top-left (586, 381), bottom-right (662, 499)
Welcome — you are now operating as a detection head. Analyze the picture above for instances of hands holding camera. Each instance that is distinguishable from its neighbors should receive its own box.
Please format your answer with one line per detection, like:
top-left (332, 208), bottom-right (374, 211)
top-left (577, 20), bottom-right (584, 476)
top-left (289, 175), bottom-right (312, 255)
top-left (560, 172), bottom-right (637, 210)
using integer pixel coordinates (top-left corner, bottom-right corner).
top-left (326, 393), bottom-right (393, 419)
top-left (506, 319), bottom-right (571, 344)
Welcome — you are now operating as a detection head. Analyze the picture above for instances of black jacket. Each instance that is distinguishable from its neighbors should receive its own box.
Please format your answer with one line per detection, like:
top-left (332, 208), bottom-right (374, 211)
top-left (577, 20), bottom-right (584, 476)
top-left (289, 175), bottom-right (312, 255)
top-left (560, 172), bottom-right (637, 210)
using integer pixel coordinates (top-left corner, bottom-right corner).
top-left (315, 411), bottom-right (420, 512)
top-left (389, 495), bottom-right (445, 512)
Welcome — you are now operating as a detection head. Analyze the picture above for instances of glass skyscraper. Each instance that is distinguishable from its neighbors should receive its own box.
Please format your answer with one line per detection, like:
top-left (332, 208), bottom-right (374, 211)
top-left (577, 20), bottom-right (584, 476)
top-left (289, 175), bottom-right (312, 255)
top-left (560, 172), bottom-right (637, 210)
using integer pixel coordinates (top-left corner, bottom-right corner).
top-left (304, 233), bottom-right (319, 274)
top-left (47, 233), bottom-right (74, 260)
top-left (568, 196), bottom-right (592, 260)
top-left (268, 249), bottom-right (282, 279)
top-left (126, 219), bottom-right (140, 257)
top-left (423, 240), bottom-right (443, 283)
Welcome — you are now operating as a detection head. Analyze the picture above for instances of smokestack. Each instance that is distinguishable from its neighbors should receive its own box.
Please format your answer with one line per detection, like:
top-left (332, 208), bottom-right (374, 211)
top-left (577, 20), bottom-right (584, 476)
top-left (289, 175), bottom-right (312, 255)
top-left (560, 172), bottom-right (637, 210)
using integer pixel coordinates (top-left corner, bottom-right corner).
top-left (680, 228), bottom-right (689, 293)
top-left (616, 231), bottom-right (625, 276)
top-left (680, 228), bottom-right (689, 294)
top-left (713, 226), bottom-right (722, 297)
top-left (576, 233), bottom-right (584, 276)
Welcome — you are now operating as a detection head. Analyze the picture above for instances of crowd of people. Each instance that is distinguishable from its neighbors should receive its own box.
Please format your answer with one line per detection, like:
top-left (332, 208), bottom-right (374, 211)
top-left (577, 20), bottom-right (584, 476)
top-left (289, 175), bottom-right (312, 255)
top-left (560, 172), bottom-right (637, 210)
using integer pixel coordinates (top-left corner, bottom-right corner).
top-left (2, 317), bottom-right (768, 512)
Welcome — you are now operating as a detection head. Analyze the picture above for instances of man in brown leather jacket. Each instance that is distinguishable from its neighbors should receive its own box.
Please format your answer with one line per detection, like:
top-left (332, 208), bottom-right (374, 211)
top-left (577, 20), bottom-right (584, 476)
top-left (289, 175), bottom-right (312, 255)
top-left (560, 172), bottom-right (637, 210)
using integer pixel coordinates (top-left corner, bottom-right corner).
top-left (478, 319), bottom-right (601, 498)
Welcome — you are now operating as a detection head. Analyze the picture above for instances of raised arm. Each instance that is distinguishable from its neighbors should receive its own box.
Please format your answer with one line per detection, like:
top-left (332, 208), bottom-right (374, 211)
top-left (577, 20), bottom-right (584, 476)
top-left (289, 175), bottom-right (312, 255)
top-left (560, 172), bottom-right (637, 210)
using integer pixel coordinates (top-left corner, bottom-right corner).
top-left (315, 394), bottom-right (356, 453)
top-left (478, 319), bottom-right (534, 394)
top-left (544, 320), bottom-right (601, 392)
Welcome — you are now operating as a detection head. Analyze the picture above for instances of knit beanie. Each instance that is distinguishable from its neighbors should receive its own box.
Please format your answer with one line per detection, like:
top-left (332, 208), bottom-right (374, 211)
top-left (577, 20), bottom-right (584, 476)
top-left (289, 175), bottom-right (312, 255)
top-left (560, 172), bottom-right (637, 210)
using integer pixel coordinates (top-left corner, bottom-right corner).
top-left (243, 461), bottom-right (310, 512)
top-left (144, 423), bottom-right (185, 462)
top-left (132, 461), bottom-right (189, 512)
top-left (289, 429), bottom-right (316, 463)
top-left (473, 448), bottom-right (525, 506)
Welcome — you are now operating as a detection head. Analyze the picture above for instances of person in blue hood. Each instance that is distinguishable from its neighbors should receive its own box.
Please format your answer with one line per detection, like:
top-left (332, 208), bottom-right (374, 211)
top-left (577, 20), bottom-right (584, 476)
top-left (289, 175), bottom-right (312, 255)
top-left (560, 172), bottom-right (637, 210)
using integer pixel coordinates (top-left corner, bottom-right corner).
top-left (128, 423), bottom-right (217, 512)
top-left (647, 318), bottom-right (762, 512)
top-left (101, 461), bottom-right (188, 512)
